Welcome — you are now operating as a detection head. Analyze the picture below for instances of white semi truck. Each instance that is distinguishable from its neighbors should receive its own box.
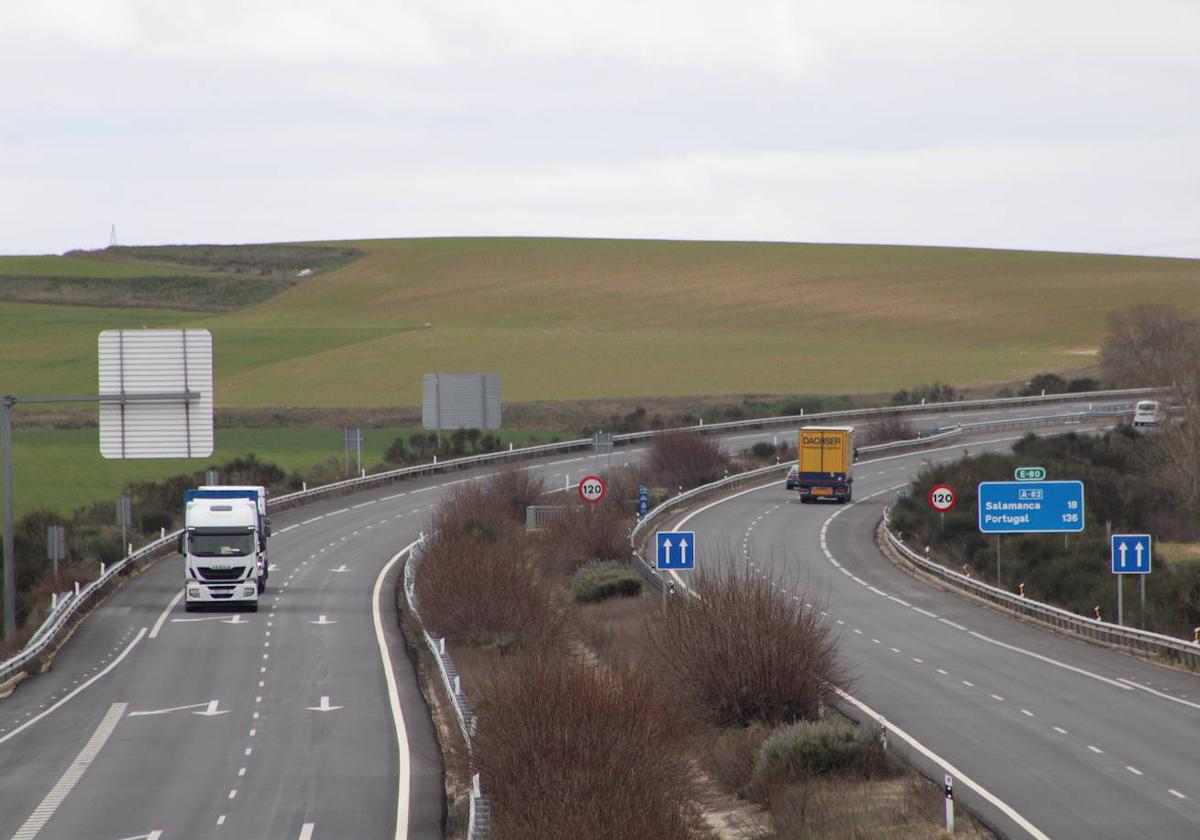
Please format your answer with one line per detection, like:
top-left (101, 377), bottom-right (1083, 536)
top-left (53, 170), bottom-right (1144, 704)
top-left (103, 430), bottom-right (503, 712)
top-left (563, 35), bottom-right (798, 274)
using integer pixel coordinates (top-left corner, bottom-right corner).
top-left (180, 487), bottom-right (271, 611)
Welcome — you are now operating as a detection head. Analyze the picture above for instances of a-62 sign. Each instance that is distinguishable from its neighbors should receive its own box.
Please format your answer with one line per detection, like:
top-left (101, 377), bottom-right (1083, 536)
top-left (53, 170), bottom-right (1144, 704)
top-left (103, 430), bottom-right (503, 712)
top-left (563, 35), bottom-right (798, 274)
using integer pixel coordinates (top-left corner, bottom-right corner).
top-left (927, 483), bottom-right (957, 512)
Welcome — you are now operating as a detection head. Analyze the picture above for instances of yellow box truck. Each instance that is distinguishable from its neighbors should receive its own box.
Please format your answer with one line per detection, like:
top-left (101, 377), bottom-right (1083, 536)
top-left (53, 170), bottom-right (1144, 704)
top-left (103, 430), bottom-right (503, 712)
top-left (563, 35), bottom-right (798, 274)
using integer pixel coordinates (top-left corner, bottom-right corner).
top-left (796, 426), bottom-right (855, 503)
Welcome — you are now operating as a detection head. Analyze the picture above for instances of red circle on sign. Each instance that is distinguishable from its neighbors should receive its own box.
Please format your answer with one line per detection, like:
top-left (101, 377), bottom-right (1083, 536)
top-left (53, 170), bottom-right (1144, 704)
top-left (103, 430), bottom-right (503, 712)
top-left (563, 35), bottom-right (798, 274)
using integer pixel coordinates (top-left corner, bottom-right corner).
top-left (579, 475), bottom-right (606, 504)
top-left (927, 483), bottom-right (956, 512)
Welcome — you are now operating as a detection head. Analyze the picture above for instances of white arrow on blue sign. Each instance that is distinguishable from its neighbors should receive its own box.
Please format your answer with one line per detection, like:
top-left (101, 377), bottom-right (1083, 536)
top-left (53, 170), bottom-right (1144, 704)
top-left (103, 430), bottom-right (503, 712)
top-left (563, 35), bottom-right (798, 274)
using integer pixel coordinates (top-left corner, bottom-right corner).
top-left (656, 531), bottom-right (696, 570)
top-left (1111, 534), bottom-right (1151, 574)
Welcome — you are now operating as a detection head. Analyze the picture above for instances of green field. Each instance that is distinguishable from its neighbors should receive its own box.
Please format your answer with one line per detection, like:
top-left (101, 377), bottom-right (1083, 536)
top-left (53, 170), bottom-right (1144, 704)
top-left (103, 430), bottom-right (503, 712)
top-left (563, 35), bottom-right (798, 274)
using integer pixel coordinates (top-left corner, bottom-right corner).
top-left (8, 427), bottom-right (567, 517)
top-left (5, 237), bottom-right (1199, 407)
top-left (5, 236), bottom-right (1200, 516)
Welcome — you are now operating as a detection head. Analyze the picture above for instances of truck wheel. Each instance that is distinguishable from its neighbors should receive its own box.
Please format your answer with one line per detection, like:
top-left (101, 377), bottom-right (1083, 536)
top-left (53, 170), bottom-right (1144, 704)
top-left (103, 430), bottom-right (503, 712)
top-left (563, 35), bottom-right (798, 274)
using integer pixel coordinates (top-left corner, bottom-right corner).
top-left (257, 578), bottom-right (266, 594)
top-left (185, 601), bottom-right (197, 613)
top-left (247, 602), bottom-right (259, 613)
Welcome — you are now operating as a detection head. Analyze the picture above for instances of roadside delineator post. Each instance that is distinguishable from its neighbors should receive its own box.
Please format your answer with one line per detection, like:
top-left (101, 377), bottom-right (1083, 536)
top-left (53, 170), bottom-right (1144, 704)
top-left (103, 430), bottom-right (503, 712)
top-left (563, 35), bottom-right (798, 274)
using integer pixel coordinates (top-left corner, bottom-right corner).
top-left (944, 774), bottom-right (955, 832)
top-left (1094, 605), bottom-right (1103, 621)
top-left (1018, 582), bottom-right (1025, 598)
top-left (1193, 626), bottom-right (1199, 644)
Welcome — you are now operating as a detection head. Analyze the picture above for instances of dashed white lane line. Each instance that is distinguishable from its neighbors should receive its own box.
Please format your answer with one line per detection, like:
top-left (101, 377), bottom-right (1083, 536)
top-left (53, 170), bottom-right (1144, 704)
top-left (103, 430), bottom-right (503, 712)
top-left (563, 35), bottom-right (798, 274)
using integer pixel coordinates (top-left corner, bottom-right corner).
top-left (938, 618), bottom-right (968, 631)
top-left (1126, 766), bottom-right (1143, 776)
top-left (1021, 709), bottom-right (1035, 717)
top-left (0, 629), bottom-right (146, 747)
top-left (1088, 745), bottom-right (1103, 754)
top-left (888, 596), bottom-right (912, 607)
top-left (1169, 789), bottom-right (1187, 799)
top-left (991, 694), bottom-right (1005, 701)
top-left (912, 607), bottom-right (938, 618)
top-left (937, 669), bottom-right (949, 675)
top-left (912, 657), bottom-right (924, 664)
top-left (301, 516), bottom-right (324, 525)
top-left (218, 815), bottom-right (226, 826)
top-left (1053, 727), bottom-right (1068, 735)
top-left (299, 824), bottom-right (316, 840)
top-left (961, 680), bottom-right (974, 688)
top-left (380, 492), bottom-right (407, 501)
top-left (10, 702), bottom-right (127, 840)
top-left (352, 500), bottom-right (375, 508)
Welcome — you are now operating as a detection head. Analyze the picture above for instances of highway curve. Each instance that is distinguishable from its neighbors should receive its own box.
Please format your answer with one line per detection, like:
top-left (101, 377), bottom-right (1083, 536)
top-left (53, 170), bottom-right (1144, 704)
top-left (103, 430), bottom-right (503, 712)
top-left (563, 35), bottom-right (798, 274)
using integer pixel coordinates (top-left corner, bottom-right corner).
top-left (0, 397), bottom-right (1155, 839)
top-left (673, 425), bottom-right (1200, 839)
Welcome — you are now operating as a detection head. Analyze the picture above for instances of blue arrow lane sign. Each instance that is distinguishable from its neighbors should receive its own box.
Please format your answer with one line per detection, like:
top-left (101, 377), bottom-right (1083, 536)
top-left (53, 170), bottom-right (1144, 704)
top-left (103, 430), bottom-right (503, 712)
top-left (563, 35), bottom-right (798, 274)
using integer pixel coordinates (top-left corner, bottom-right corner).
top-left (1111, 534), bottom-right (1151, 574)
top-left (656, 531), bottom-right (696, 570)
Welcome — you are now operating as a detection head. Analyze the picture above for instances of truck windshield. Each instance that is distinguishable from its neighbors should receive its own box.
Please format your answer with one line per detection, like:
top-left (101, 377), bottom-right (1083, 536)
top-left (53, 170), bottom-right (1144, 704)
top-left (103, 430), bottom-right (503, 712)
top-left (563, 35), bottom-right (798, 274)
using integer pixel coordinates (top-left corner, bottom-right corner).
top-left (189, 531), bottom-right (255, 557)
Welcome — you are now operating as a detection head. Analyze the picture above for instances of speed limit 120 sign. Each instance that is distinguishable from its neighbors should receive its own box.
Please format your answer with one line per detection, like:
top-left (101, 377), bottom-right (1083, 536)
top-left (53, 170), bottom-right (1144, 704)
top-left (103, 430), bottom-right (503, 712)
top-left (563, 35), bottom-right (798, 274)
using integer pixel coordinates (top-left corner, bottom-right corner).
top-left (928, 483), bottom-right (957, 512)
top-left (579, 475), bottom-right (607, 504)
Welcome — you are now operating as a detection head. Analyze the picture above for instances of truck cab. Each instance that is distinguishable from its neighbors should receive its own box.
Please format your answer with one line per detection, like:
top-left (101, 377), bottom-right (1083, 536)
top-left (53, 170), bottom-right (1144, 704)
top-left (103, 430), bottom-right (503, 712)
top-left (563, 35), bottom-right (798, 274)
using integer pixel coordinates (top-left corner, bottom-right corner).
top-left (181, 494), bottom-right (264, 611)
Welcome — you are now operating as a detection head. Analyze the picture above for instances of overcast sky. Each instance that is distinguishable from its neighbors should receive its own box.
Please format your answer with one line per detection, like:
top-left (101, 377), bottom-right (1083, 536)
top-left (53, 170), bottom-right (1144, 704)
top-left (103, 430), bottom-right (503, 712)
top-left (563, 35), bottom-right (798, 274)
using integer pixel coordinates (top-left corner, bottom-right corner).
top-left (3, 1), bottom-right (1198, 257)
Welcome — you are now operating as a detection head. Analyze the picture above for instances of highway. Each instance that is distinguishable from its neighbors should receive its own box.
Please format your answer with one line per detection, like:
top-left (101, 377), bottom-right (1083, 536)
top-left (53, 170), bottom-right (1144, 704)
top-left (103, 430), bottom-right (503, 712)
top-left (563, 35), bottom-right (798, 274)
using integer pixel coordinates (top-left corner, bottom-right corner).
top-left (0, 397), bottom-right (1164, 838)
top-left (673, 425), bottom-right (1200, 838)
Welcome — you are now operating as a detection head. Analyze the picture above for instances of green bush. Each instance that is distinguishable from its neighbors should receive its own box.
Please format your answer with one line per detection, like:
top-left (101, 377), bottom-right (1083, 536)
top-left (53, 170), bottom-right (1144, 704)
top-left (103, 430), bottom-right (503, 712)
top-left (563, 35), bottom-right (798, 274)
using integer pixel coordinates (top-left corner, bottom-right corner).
top-left (573, 561), bottom-right (643, 603)
top-left (751, 718), bottom-right (889, 790)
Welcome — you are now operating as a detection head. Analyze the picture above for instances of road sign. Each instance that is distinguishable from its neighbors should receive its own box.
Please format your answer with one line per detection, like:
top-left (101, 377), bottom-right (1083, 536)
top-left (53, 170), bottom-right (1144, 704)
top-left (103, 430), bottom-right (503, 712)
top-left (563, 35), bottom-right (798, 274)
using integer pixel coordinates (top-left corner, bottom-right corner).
top-left (638, 485), bottom-right (649, 517)
top-left (928, 484), bottom-right (957, 512)
top-left (1014, 466), bottom-right (1046, 481)
top-left (578, 475), bottom-right (606, 504)
top-left (1111, 534), bottom-right (1151, 574)
top-left (656, 531), bottom-right (696, 570)
top-left (977, 481), bottom-right (1085, 533)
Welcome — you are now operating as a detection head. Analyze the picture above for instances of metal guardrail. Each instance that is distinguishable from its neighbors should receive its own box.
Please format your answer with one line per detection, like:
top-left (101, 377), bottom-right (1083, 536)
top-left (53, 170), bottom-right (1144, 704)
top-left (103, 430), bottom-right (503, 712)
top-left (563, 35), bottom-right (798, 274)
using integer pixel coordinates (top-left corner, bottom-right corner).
top-left (0, 389), bottom-right (1154, 690)
top-left (882, 514), bottom-right (1200, 669)
top-left (402, 537), bottom-right (490, 839)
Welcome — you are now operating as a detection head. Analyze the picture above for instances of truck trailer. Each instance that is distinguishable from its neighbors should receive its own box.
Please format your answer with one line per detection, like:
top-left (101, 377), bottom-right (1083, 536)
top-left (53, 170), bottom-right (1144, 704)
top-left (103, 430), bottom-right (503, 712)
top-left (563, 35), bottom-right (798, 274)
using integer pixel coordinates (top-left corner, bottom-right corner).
top-left (795, 425), bottom-right (855, 503)
top-left (180, 488), bottom-right (270, 611)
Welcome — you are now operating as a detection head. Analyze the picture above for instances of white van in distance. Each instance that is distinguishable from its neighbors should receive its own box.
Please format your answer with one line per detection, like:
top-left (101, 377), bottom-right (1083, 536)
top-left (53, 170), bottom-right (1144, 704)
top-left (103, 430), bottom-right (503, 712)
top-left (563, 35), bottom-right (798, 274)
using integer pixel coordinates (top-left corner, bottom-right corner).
top-left (1132, 400), bottom-right (1161, 428)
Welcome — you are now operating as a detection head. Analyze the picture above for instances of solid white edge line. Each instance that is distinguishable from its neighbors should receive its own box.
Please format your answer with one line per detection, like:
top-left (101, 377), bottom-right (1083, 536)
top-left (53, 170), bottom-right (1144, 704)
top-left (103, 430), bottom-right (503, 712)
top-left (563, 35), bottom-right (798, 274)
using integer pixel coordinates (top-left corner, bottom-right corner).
top-left (0, 628), bottom-right (146, 747)
top-left (10, 702), bottom-right (128, 840)
top-left (149, 589), bottom-right (184, 639)
top-left (376, 541), bottom-right (418, 840)
top-left (967, 631), bottom-right (1133, 690)
top-left (1117, 678), bottom-right (1200, 711)
top-left (834, 687), bottom-right (1051, 840)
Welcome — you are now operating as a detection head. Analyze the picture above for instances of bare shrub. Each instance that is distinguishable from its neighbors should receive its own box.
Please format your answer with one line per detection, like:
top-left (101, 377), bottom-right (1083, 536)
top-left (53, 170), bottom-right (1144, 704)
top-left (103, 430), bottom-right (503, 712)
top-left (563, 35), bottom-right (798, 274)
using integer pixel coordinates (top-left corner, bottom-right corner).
top-left (414, 531), bottom-right (560, 648)
top-left (1100, 304), bottom-right (1200, 389)
top-left (648, 432), bottom-right (726, 490)
top-left (645, 562), bottom-right (844, 727)
top-left (432, 483), bottom-right (524, 545)
top-left (472, 651), bottom-right (699, 839)
top-left (486, 464), bottom-right (545, 522)
top-left (859, 412), bottom-right (915, 446)
top-left (539, 503), bottom-right (630, 575)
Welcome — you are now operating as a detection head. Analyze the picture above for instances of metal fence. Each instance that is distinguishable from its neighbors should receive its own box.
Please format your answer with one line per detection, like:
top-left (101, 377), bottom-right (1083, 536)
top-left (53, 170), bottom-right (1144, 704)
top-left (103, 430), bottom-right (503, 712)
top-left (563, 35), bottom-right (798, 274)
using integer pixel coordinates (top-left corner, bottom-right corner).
top-left (0, 389), bottom-right (1158, 693)
top-left (882, 513), bottom-right (1200, 669)
top-left (402, 536), bottom-right (490, 839)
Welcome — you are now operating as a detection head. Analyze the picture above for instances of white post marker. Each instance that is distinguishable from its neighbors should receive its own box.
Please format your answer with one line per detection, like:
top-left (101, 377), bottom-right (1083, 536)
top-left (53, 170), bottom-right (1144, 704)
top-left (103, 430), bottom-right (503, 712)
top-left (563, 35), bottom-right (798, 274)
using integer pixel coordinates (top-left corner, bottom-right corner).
top-left (945, 773), bottom-right (955, 832)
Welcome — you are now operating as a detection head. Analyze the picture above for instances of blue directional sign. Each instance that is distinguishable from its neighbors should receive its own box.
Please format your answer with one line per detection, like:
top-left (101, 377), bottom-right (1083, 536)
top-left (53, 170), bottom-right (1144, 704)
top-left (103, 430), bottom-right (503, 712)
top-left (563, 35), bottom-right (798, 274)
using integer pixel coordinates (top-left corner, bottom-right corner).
top-left (977, 481), bottom-right (1085, 534)
top-left (638, 485), bottom-right (649, 518)
top-left (656, 530), bottom-right (696, 570)
top-left (1111, 534), bottom-right (1151, 574)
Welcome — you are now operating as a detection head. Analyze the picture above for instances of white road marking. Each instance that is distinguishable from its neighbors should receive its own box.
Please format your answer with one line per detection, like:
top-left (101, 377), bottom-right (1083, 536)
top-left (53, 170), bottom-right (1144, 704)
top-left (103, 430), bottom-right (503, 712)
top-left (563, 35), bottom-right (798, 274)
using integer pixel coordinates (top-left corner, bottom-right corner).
top-left (10, 702), bottom-right (127, 840)
top-left (229, 789), bottom-right (238, 799)
top-left (352, 501), bottom-right (377, 508)
top-left (968, 631), bottom-right (1134, 690)
top-left (1021, 709), bottom-right (1035, 717)
top-left (888, 596), bottom-right (912, 607)
top-left (301, 516), bottom-right (324, 525)
top-left (913, 607), bottom-right (938, 618)
top-left (938, 618), bottom-right (968, 631)
top-left (217, 815), bottom-right (226, 826)
top-left (1088, 745), bottom-right (1103, 754)
top-left (377, 542), bottom-right (417, 840)
top-left (276, 524), bottom-right (298, 534)
top-left (380, 492), bottom-right (407, 501)
top-left (912, 657), bottom-right (924, 664)
top-left (991, 694), bottom-right (1005, 701)
top-left (149, 590), bottom-right (185, 638)
top-left (835, 687), bottom-right (1050, 840)
top-left (1169, 789), bottom-right (1187, 799)
top-left (1126, 766), bottom-right (1143, 776)
top-left (299, 824), bottom-right (316, 840)
top-left (1053, 727), bottom-right (1068, 734)
top-left (327, 507), bottom-right (351, 516)
top-left (1117, 678), bottom-right (1200, 711)
top-left (937, 669), bottom-right (949, 675)
top-left (0, 629), bottom-right (146, 747)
